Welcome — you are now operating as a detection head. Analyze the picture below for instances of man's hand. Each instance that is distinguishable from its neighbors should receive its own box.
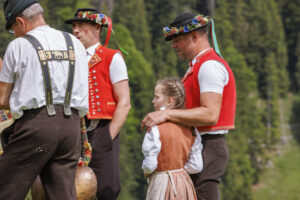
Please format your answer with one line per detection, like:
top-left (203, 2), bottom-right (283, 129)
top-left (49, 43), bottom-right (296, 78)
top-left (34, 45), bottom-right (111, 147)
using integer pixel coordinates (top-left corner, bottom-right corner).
top-left (141, 110), bottom-right (169, 131)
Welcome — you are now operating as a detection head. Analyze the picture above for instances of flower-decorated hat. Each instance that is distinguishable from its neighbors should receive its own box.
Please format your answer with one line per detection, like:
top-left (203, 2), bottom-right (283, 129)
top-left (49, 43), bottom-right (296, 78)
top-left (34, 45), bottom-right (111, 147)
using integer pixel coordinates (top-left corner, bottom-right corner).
top-left (65, 8), bottom-right (110, 27)
top-left (65, 8), bottom-right (128, 54)
top-left (163, 13), bottom-right (210, 41)
top-left (163, 12), bottom-right (222, 57)
top-left (65, 8), bottom-right (112, 47)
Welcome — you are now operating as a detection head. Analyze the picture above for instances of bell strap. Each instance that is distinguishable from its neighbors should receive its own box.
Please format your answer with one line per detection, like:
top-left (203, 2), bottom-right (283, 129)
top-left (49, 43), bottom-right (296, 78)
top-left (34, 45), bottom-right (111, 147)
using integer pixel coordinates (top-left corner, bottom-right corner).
top-left (78, 117), bottom-right (92, 167)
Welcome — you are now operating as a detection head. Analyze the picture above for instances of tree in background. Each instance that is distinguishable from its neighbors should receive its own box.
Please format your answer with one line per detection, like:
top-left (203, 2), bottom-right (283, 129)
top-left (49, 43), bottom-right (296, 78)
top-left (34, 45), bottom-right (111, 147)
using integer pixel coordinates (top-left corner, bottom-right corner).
top-left (0, 4), bottom-right (13, 57)
top-left (144, 0), bottom-right (180, 78)
top-left (277, 0), bottom-right (300, 92)
top-left (113, 0), bottom-right (152, 61)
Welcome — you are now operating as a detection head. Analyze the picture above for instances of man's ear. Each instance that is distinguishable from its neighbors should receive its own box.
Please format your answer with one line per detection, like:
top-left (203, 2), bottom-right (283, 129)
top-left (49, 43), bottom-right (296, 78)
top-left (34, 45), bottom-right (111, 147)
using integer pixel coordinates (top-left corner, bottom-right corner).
top-left (96, 24), bottom-right (101, 33)
top-left (15, 16), bottom-right (25, 26)
top-left (191, 31), bottom-right (200, 42)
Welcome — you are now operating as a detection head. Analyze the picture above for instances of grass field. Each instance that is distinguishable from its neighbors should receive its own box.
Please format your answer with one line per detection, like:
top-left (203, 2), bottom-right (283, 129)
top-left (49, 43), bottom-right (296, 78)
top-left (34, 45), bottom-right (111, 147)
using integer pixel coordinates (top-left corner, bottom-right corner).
top-left (253, 140), bottom-right (300, 200)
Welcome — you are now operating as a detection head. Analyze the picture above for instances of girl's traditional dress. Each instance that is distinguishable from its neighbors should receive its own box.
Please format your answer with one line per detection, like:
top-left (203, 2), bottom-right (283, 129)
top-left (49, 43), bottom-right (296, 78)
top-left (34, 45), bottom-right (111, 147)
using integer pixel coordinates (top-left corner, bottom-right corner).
top-left (142, 122), bottom-right (203, 200)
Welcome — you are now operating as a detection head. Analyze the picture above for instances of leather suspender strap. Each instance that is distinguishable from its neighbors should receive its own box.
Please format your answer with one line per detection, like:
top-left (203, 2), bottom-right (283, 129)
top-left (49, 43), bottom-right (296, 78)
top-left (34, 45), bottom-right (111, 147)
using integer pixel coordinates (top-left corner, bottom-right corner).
top-left (23, 32), bottom-right (76, 116)
top-left (23, 34), bottom-right (56, 116)
top-left (62, 32), bottom-right (76, 116)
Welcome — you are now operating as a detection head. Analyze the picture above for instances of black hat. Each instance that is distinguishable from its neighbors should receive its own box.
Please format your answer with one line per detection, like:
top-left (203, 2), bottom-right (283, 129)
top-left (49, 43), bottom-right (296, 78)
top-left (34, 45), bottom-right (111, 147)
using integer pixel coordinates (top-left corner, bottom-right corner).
top-left (65, 8), bottom-right (109, 27)
top-left (3, 0), bottom-right (39, 30)
top-left (163, 12), bottom-right (211, 41)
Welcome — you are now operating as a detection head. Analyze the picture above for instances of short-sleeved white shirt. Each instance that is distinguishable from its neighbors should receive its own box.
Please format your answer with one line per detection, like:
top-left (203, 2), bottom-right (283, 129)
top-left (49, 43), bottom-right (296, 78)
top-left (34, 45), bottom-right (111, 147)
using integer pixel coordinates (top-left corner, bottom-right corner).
top-left (86, 43), bottom-right (128, 84)
top-left (188, 48), bottom-right (229, 135)
top-left (0, 25), bottom-right (89, 118)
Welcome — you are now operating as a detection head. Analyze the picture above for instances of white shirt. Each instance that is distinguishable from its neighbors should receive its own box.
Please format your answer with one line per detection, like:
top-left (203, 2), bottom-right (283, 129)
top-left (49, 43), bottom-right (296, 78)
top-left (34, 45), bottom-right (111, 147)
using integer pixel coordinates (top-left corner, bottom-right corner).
top-left (142, 126), bottom-right (203, 174)
top-left (86, 43), bottom-right (128, 84)
top-left (189, 48), bottom-right (229, 135)
top-left (0, 25), bottom-right (89, 118)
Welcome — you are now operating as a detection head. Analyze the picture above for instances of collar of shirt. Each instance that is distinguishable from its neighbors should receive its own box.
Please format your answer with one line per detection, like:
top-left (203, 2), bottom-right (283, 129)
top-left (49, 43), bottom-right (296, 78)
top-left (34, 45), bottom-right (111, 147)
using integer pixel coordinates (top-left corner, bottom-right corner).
top-left (27, 25), bottom-right (50, 34)
top-left (190, 48), bottom-right (211, 66)
top-left (86, 42), bottom-right (100, 58)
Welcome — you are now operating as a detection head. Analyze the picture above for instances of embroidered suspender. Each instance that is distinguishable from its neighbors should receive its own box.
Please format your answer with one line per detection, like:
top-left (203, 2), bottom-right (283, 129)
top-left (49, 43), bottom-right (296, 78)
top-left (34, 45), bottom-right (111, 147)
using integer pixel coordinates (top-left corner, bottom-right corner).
top-left (62, 32), bottom-right (76, 116)
top-left (23, 32), bottom-right (76, 116)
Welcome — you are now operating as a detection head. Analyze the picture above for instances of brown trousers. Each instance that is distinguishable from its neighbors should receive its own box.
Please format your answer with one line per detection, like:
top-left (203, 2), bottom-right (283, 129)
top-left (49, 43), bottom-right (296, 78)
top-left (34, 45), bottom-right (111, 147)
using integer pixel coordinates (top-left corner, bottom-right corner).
top-left (190, 134), bottom-right (229, 200)
top-left (87, 120), bottom-right (120, 200)
top-left (0, 106), bottom-right (81, 200)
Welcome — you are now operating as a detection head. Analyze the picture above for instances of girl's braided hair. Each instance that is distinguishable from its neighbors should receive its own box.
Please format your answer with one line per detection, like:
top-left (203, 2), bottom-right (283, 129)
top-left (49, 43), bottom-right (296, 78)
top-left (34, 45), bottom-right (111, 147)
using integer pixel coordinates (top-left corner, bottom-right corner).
top-left (156, 77), bottom-right (185, 109)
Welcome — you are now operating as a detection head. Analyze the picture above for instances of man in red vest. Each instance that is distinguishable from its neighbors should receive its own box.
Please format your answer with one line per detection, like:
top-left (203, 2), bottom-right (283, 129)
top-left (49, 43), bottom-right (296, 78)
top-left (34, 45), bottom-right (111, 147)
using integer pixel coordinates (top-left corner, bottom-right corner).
top-left (65, 8), bottom-right (131, 200)
top-left (142, 13), bottom-right (236, 200)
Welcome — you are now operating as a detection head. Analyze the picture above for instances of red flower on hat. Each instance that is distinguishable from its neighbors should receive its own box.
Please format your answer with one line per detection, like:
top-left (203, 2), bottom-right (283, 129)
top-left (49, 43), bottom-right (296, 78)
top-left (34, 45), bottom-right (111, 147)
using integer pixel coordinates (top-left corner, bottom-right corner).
top-left (171, 29), bottom-right (177, 34)
top-left (197, 16), bottom-right (203, 21)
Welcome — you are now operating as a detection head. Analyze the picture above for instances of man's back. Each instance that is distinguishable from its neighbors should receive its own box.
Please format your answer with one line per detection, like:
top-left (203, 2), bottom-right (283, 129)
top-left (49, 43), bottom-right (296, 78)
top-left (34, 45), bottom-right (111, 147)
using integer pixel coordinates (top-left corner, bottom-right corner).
top-left (0, 25), bottom-right (88, 118)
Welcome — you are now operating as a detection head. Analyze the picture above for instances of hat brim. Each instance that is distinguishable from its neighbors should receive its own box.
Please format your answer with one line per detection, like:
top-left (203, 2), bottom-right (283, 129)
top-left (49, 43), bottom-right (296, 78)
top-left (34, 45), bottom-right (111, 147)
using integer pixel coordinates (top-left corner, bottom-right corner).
top-left (164, 25), bottom-right (209, 41)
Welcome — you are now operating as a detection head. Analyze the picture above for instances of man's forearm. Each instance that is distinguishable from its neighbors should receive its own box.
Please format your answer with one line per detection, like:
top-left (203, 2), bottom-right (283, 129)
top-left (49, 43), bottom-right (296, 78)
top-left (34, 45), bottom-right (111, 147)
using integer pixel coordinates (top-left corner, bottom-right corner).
top-left (0, 82), bottom-right (14, 109)
top-left (166, 107), bottom-right (219, 127)
top-left (109, 102), bottom-right (131, 139)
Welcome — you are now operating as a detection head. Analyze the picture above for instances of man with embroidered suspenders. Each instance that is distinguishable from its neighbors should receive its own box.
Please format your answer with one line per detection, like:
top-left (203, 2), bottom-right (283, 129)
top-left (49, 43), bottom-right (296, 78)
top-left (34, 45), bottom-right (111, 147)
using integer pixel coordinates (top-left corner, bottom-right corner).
top-left (0, 0), bottom-right (88, 199)
top-left (141, 13), bottom-right (236, 200)
top-left (65, 8), bottom-right (131, 200)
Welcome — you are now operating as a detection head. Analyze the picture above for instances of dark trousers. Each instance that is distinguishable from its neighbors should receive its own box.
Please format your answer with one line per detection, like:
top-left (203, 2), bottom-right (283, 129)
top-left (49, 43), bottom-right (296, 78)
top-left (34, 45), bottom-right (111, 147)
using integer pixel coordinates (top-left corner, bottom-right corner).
top-left (0, 106), bottom-right (81, 200)
top-left (87, 120), bottom-right (120, 200)
top-left (190, 134), bottom-right (229, 200)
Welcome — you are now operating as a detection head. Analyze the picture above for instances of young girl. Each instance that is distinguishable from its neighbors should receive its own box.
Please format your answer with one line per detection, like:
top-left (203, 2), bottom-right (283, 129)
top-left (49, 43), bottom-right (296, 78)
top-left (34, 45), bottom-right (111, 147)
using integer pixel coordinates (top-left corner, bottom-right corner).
top-left (142, 77), bottom-right (203, 200)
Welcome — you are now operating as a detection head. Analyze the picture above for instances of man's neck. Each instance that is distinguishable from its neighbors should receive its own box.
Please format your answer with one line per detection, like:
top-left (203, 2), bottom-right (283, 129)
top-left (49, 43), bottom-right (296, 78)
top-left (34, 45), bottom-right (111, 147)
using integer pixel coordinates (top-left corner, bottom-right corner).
top-left (24, 14), bottom-right (47, 34)
top-left (190, 43), bottom-right (211, 61)
top-left (86, 42), bottom-right (100, 49)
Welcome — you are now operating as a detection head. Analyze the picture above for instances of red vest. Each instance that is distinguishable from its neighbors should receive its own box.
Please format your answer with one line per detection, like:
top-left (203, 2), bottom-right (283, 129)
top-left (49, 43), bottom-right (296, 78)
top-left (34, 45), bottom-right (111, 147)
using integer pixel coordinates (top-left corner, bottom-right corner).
top-left (87, 45), bottom-right (119, 119)
top-left (182, 48), bottom-right (236, 132)
top-left (156, 122), bottom-right (195, 171)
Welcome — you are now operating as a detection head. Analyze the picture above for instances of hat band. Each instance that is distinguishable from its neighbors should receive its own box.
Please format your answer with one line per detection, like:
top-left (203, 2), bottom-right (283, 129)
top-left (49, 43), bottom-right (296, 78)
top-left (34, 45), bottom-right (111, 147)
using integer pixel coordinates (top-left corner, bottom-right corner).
top-left (163, 15), bottom-right (210, 39)
top-left (77, 11), bottom-right (109, 26)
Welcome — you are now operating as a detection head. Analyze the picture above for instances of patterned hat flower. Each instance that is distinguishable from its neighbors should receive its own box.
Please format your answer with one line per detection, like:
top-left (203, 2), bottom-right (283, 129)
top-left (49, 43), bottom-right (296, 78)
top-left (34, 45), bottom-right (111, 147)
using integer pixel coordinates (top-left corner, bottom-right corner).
top-left (77, 11), bottom-right (109, 27)
top-left (163, 14), bottom-right (211, 41)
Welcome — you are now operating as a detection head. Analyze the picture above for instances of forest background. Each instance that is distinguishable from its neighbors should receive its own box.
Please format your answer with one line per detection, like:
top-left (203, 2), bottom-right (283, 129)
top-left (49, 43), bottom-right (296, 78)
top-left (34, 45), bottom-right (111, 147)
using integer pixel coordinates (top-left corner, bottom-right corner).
top-left (0, 0), bottom-right (300, 199)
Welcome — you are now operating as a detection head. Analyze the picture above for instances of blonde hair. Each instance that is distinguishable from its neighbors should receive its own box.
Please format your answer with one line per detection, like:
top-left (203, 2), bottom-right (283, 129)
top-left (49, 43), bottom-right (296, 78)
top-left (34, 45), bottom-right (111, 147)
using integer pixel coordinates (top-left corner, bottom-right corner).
top-left (156, 77), bottom-right (185, 109)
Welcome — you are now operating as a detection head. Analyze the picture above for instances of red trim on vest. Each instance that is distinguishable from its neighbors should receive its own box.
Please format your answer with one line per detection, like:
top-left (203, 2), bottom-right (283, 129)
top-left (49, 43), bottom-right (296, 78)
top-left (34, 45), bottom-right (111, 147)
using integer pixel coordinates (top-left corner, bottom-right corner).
top-left (87, 45), bottom-right (120, 119)
top-left (182, 49), bottom-right (236, 132)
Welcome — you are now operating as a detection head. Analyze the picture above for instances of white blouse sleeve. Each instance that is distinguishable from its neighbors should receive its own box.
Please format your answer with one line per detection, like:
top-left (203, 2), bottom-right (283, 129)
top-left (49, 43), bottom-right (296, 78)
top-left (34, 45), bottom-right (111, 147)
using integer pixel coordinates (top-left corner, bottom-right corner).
top-left (142, 126), bottom-right (161, 174)
top-left (184, 128), bottom-right (203, 174)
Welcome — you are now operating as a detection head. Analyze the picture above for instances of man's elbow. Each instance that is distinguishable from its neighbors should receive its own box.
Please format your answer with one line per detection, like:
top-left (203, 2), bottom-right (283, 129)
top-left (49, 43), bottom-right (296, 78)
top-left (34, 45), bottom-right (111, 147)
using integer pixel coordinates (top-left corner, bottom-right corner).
top-left (126, 103), bottom-right (131, 113)
top-left (122, 101), bottom-right (131, 114)
top-left (204, 113), bottom-right (220, 126)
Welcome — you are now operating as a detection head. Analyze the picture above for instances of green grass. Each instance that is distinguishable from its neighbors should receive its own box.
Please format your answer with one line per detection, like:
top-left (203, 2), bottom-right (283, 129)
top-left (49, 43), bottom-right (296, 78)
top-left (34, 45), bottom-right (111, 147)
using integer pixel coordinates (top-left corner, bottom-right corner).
top-left (253, 140), bottom-right (300, 200)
